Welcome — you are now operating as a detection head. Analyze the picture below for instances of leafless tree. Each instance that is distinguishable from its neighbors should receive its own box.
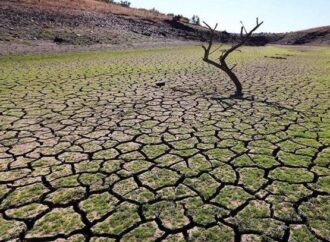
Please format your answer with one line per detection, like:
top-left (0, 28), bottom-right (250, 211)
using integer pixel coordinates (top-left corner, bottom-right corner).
top-left (202, 18), bottom-right (263, 98)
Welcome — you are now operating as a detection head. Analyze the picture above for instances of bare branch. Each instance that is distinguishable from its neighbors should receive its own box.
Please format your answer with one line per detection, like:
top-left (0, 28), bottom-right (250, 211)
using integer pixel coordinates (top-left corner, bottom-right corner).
top-left (203, 21), bottom-right (218, 31)
top-left (221, 20), bottom-right (263, 61)
top-left (230, 64), bottom-right (237, 71)
top-left (202, 22), bottom-right (219, 61)
top-left (209, 44), bottom-right (223, 55)
top-left (240, 21), bottom-right (248, 34)
top-left (203, 21), bottom-right (212, 31)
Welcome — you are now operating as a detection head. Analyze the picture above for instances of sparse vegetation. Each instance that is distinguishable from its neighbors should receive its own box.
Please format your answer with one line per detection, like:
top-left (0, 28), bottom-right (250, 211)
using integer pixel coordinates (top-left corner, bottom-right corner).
top-left (191, 14), bottom-right (200, 25)
top-left (1, 45), bottom-right (329, 241)
top-left (150, 7), bottom-right (160, 14)
top-left (172, 14), bottom-right (190, 23)
top-left (0, 0), bottom-right (329, 241)
top-left (98, 0), bottom-right (115, 3)
top-left (98, 0), bottom-right (130, 8)
top-left (119, 0), bottom-right (130, 8)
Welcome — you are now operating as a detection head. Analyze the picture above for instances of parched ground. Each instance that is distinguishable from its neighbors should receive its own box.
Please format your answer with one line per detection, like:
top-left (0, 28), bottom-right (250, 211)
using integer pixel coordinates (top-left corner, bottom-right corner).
top-left (0, 45), bottom-right (329, 241)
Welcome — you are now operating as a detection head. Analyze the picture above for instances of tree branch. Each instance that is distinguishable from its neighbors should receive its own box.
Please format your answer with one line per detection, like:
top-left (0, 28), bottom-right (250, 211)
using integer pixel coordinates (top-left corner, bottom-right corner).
top-left (221, 19), bottom-right (263, 61)
top-left (202, 22), bottom-right (218, 60)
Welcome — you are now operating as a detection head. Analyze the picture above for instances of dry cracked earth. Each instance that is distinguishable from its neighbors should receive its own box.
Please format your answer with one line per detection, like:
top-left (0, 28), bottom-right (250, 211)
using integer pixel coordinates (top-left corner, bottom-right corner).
top-left (0, 45), bottom-right (329, 242)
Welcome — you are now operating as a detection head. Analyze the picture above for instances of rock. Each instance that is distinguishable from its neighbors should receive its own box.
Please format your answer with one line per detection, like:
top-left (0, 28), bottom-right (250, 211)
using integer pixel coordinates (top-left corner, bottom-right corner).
top-left (156, 82), bottom-right (165, 87)
top-left (53, 36), bottom-right (65, 43)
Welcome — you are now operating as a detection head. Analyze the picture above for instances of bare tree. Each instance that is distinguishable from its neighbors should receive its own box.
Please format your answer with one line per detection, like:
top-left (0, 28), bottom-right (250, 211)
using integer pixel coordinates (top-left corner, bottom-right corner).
top-left (202, 18), bottom-right (263, 98)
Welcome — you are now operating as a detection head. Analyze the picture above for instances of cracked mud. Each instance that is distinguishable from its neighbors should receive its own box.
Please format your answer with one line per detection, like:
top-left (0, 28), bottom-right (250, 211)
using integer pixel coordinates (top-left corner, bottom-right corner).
top-left (0, 46), bottom-right (329, 241)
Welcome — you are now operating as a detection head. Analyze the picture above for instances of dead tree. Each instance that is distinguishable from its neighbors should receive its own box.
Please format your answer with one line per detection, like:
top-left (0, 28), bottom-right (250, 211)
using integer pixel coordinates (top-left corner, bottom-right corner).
top-left (202, 18), bottom-right (263, 98)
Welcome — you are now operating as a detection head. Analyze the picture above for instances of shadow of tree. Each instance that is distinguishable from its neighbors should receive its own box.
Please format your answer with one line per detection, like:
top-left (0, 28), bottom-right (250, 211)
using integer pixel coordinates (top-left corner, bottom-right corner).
top-left (171, 86), bottom-right (307, 118)
top-left (210, 95), bottom-right (306, 117)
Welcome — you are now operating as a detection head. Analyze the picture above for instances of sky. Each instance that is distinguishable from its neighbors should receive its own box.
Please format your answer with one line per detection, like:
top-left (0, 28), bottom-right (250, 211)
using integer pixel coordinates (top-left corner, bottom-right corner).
top-left (130, 0), bottom-right (330, 33)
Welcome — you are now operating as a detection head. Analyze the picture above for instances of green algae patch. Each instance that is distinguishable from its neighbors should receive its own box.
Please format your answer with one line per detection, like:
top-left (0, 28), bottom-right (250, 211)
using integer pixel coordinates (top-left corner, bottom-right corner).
top-left (26, 207), bottom-right (84, 238)
top-left (0, 215), bottom-right (26, 241)
top-left (92, 203), bottom-right (140, 234)
top-left (269, 167), bottom-right (314, 183)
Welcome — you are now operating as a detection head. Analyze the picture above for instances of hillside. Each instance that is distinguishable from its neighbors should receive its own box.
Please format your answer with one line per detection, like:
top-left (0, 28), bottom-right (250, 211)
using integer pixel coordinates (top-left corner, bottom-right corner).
top-left (276, 26), bottom-right (330, 45)
top-left (0, 0), bottom-right (221, 49)
top-left (0, 0), bottom-right (329, 54)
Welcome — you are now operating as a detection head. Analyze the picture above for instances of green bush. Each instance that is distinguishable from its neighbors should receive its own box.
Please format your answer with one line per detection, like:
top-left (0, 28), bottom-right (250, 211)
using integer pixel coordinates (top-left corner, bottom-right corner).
top-left (192, 15), bottom-right (200, 25)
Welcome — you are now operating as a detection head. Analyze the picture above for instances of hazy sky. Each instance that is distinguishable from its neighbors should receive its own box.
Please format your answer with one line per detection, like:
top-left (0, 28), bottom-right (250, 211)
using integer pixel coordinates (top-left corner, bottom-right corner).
top-left (131, 0), bottom-right (330, 33)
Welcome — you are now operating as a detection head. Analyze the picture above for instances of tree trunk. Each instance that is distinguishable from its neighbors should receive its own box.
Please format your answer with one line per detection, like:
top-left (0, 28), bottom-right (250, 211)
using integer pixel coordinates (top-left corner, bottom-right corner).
top-left (221, 63), bottom-right (243, 98)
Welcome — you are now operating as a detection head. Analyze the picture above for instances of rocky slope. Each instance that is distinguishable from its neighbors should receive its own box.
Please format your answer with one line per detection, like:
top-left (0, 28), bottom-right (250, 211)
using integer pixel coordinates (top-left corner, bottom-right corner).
top-left (0, 0), bottom-right (228, 46)
top-left (276, 26), bottom-right (330, 45)
top-left (0, 0), bottom-right (329, 54)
